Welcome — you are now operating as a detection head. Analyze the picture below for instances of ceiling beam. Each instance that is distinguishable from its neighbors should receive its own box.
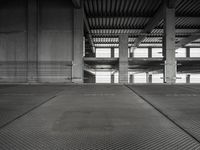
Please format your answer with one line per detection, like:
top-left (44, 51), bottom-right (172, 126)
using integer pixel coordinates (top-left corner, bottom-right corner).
top-left (176, 33), bottom-right (200, 48)
top-left (83, 13), bottom-right (95, 53)
top-left (133, 4), bottom-right (165, 47)
top-left (72, 0), bottom-right (81, 8)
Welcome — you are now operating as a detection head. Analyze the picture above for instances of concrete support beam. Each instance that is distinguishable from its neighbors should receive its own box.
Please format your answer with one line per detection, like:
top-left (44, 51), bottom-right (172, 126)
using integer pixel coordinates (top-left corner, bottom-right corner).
top-left (27, 0), bottom-right (38, 83)
top-left (83, 13), bottom-right (95, 53)
top-left (111, 74), bottom-right (115, 83)
top-left (146, 73), bottom-right (152, 83)
top-left (119, 34), bottom-right (128, 83)
top-left (129, 47), bottom-right (134, 58)
top-left (186, 47), bottom-right (190, 58)
top-left (149, 74), bottom-right (153, 83)
top-left (111, 47), bottom-right (115, 58)
top-left (163, 2), bottom-right (176, 84)
top-left (129, 74), bottom-right (134, 84)
top-left (148, 47), bottom-right (152, 58)
top-left (134, 3), bottom-right (165, 47)
top-left (73, 7), bottom-right (84, 83)
top-left (176, 34), bottom-right (200, 48)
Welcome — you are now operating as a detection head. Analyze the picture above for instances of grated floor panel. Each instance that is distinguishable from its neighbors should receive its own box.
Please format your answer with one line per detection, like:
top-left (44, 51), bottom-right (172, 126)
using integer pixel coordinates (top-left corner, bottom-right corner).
top-left (128, 84), bottom-right (200, 145)
top-left (0, 85), bottom-right (200, 149)
top-left (0, 85), bottom-right (65, 128)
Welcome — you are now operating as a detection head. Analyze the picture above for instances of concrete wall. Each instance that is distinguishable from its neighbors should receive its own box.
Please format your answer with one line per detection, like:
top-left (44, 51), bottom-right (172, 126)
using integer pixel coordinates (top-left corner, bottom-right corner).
top-left (0, 0), bottom-right (76, 83)
top-left (0, 0), bottom-right (27, 82)
top-left (38, 0), bottom-right (73, 82)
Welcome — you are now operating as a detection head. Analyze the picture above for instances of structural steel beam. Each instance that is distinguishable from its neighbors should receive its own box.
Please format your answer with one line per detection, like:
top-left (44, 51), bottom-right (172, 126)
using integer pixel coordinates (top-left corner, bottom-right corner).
top-left (72, 0), bottom-right (81, 8)
top-left (176, 33), bottom-right (200, 48)
top-left (134, 4), bottom-right (165, 47)
top-left (83, 13), bottom-right (95, 53)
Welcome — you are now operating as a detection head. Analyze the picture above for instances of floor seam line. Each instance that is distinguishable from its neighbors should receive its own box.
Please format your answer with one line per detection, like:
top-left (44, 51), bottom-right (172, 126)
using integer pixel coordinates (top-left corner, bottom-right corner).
top-left (0, 89), bottom-right (64, 130)
top-left (124, 85), bottom-right (200, 145)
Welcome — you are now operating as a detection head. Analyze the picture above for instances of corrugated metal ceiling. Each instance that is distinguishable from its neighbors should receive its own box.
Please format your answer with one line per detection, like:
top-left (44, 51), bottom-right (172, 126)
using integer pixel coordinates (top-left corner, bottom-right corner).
top-left (84, 0), bottom-right (200, 47)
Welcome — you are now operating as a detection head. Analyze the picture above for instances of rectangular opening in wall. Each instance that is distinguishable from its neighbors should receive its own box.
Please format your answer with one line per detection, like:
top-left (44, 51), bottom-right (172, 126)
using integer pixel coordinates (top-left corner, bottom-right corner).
top-left (152, 48), bottom-right (163, 58)
top-left (190, 74), bottom-right (200, 83)
top-left (190, 48), bottom-right (200, 57)
top-left (134, 48), bottom-right (148, 58)
top-left (176, 48), bottom-right (186, 58)
top-left (114, 72), bottom-right (119, 83)
top-left (96, 48), bottom-right (111, 58)
top-left (114, 48), bottom-right (119, 58)
top-left (95, 71), bottom-right (111, 83)
top-left (176, 74), bottom-right (186, 83)
top-left (133, 73), bottom-right (147, 83)
top-left (152, 73), bottom-right (163, 83)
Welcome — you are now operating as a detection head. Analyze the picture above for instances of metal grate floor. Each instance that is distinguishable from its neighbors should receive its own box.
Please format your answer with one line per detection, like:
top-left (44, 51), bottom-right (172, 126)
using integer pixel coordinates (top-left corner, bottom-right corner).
top-left (0, 85), bottom-right (200, 149)
top-left (128, 84), bottom-right (200, 146)
top-left (0, 85), bottom-right (65, 128)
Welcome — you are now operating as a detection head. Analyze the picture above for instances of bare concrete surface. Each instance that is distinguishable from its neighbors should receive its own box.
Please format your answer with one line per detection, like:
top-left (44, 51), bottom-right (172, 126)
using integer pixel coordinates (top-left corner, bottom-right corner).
top-left (0, 85), bottom-right (200, 149)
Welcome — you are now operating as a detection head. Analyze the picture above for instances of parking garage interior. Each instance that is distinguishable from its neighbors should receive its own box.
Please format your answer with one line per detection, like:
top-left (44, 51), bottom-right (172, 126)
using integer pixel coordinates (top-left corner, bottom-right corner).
top-left (1, 0), bottom-right (200, 149)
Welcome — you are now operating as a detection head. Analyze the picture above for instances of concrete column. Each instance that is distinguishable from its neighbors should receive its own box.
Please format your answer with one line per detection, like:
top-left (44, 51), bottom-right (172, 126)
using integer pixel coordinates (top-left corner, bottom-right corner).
top-left (186, 74), bottom-right (190, 84)
top-left (148, 47), bottom-right (152, 58)
top-left (129, 47), bottom-right (134, 58)
top-left (119, 34), bottom-right (128, 83)
top-left (149, 74), bottom-right (152, 83)
top-left (163, 1), bottom-right (176, 84)
top-left (111, 74), bottom-right (115, 83)
top-left (186, 47), bottom-right (190, 58)
top-left (129, 74), bottom-right (133, 84)
top-left (111, 47), bottom-right (115, 58)
top-left (27, 0), bottom-right (38, 82)
top-left (72, 6), bottom-right (84, 83)
top-left (146, 73), bottom-right (152, 83)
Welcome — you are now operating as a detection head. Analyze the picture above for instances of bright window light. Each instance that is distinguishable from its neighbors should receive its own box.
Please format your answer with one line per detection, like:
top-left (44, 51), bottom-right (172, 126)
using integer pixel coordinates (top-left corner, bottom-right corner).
top-left (152, 74), bottom-right (163, 83)
top-left (134, 48), bottom-right (148, 58)
top-left (176, 74), bottom-right (186, 83)
top-left (134, 73), bottom-right (147, 83)
top-left (95, 71), bottom-right (111, 83)
top-left (96, 48), bottom-right (111, 58)
top-left (114, 72), bottom-right (119, 83)
top-left (190, 74), bottom-right (200, 83)
top-left (176, 48), bottom-right (186, 58)
top-left (152, 48), bottom-right (163, 58)
top-left (114, 48), bottom-right (119, 58)
top-left (190, 48), bottom-right (200, 57)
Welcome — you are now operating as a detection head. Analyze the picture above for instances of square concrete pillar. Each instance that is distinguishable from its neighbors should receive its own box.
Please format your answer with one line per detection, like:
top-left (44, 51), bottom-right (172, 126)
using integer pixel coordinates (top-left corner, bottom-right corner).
top-left (146, 73), bottom-right (152, 83)
top-left (111, 47), bottom-right (115, 58)
top-left (111, 74), bottom-right (115, 83)
top-left (72, 7), bottom-right (84, 83)
top-left (148, 48), bottom-right (152, 58)
top-left (186, 47), bottom-right (190, 58)
top-left (129, 47), bottom-right (134, 58)
top-left (119, 34), bottom-right (128, 83)
top-left (186, 74), bottom-right (190, 84)
top-left (27, 0), bottom-right (38, 83)
top-left (163, 3), bottom-right (176, 84)
top-left (129, 74), bottom-right (134, 84)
